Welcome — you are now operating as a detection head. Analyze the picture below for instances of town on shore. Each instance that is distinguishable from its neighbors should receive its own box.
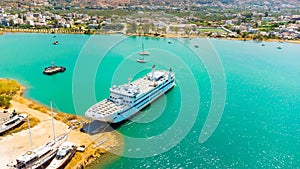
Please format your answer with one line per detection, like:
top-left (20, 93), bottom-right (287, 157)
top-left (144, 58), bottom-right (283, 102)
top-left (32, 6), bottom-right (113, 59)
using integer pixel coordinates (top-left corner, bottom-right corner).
top-left (0, 1), bottom-right (300, 42)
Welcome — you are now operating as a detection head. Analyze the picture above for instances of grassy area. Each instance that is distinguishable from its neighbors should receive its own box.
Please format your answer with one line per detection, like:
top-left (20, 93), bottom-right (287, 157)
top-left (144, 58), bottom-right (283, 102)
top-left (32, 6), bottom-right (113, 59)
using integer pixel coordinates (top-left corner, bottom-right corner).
top-left (51, 9), bottom-right (135, 18)
top-left (0, 79), bottom-right (20, 109)
top-left (198, 28), bottom-right (226, 33)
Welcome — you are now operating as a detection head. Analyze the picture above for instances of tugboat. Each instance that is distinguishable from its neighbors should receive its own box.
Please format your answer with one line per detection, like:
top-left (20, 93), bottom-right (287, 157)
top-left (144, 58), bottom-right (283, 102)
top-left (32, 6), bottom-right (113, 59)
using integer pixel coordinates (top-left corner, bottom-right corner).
top-left (43, 62), bottom-right (66, 75)
top-left (53, 41), bottom-right (59, 45)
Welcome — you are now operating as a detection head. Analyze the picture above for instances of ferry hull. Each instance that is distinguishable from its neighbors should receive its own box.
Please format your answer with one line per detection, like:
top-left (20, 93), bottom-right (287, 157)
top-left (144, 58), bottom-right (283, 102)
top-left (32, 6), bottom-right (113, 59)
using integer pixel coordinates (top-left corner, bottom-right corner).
top-left (87, 80), bottom-right (175, 123)
top-left (85, 67), bottom-right (175, 124)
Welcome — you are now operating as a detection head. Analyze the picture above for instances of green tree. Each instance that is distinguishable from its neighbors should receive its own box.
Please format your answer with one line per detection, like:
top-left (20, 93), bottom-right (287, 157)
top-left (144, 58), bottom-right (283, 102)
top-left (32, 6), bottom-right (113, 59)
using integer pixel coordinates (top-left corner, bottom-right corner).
top-left (126, 23), bottom-right (137, 34)
top-left (141, 23), bottom-right (151, 34)
top-left (265, 11), bottom-right (268, 17)
top-left (151, 25), bottom-right (158, 34)
top-left (241, 32), bottom-right (249, 38)
top-left (161, 27), bottom-right (167, 34)
top-left (174, 27), bottom-right (179, 34)
top-left (9, 19), bottom-right (14, 27)
top-left (184, 25), bottom-right (192, 37)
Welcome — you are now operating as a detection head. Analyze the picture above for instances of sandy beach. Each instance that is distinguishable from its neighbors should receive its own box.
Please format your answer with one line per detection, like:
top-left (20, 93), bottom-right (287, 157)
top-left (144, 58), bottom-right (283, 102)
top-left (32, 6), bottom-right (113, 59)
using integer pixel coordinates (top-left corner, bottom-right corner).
top-left (0, 79), bottom-right (122, 169)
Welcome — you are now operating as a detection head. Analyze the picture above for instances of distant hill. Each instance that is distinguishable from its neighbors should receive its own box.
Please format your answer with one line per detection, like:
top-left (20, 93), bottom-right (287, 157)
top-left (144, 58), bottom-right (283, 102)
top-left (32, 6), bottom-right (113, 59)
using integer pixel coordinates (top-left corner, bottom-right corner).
top-left (2, 0), bottom-right (300, 8)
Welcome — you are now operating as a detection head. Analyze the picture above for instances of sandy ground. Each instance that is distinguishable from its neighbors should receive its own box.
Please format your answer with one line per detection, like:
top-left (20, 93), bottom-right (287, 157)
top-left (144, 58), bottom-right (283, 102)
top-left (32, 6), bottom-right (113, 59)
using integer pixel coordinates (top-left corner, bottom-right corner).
top-left (0, 100), bottom-right (120, 169)
top-left (0, 101), bottom-right (69, 168)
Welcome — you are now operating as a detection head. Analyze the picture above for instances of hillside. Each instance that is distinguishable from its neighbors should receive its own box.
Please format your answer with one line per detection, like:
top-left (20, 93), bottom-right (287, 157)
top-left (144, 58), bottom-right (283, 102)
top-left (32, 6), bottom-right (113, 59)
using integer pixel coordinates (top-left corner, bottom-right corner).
top-left (2, 0), bottom-right (300, 8)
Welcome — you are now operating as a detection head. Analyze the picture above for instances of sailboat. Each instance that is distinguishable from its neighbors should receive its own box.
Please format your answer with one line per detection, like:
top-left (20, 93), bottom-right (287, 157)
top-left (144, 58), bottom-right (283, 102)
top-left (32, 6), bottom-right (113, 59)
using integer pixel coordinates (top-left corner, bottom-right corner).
top-left (139, 43), bottom-right (150, 56)
top-left (8, 101), bottom-right (69, 169)
top-left (136, 54), bottom-right (147, 63)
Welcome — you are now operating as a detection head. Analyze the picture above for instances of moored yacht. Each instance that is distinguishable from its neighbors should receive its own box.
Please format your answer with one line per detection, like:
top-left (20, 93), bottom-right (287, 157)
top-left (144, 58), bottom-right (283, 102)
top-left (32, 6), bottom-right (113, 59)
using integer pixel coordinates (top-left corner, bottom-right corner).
top-left (139, 43), bottom-right (150, 56)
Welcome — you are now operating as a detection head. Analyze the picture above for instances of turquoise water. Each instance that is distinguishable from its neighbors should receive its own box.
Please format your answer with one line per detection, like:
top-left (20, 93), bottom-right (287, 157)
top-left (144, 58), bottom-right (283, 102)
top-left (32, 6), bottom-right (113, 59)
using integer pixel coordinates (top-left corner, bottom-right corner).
top-left (0, 33), bottom-right (299, 168)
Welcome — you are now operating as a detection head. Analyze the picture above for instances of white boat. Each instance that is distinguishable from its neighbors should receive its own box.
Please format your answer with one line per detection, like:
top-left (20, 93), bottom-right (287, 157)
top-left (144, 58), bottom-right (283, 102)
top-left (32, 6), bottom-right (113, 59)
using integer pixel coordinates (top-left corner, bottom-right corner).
top-left (138, 43), bottom-right (150, 55)
top-left (136, 54), bottom-right (147, 63)
top-left (0, 113), bottom-right (27, 135)
top-left (136, 58), bottom-right (147, 63)
top-left (47, 142), bottom-right (77, 169)
top-left (8, 101), bottom-right (69, 169)
top-left (85, 65), bottom-right (175, 123)
top-left (12, 134), bottom-right (68, 169)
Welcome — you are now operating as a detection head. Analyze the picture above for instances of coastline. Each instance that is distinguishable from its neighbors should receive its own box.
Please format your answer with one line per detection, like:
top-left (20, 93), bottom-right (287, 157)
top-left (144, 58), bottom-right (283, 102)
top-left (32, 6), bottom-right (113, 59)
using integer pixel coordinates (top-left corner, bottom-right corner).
top-left (1, 28), bottom-right (299, 44)
top-left (0, 79), bottom-right (123, 169)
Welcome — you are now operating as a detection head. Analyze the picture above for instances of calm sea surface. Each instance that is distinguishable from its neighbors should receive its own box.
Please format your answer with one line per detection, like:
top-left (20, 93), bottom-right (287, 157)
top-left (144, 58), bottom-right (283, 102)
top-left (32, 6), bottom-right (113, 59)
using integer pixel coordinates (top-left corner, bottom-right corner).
top-left (0, 33), bottom-right (299, 168)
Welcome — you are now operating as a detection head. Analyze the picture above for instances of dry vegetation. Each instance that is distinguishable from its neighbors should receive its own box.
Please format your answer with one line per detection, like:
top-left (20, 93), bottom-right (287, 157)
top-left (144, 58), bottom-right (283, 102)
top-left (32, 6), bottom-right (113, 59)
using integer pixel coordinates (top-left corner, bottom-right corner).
top-left (66, 146), bottom-right (107, 169)
top-left (0, 79), bottom-right (20, 108)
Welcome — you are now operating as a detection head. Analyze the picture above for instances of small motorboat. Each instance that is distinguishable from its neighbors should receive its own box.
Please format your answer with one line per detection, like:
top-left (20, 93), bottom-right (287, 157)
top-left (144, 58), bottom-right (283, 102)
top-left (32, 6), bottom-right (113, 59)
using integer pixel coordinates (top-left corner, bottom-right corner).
top-left (277, 46), bottom-right (282, 49)
top-left (194, 44), bottom-right (199, 48)
top-left (53, 41), bottom-right (59, 45)
top-left (261, 44), bottom-right (265, 46)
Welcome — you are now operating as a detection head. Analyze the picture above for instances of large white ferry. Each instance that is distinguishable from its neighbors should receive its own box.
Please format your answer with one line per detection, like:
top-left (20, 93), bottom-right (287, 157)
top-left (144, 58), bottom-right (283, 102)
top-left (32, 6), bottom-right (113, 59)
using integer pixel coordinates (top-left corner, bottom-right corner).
top-left (85, 65), bottom-right (175, 123)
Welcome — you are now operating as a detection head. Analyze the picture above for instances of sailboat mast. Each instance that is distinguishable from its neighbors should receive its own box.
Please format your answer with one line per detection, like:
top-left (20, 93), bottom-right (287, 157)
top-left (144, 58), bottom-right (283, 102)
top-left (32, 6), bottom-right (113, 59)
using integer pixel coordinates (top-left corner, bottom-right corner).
top-left (27, 117), bottom-right (34, 150)
top-left (50, 100), bottom-right (56, 143)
